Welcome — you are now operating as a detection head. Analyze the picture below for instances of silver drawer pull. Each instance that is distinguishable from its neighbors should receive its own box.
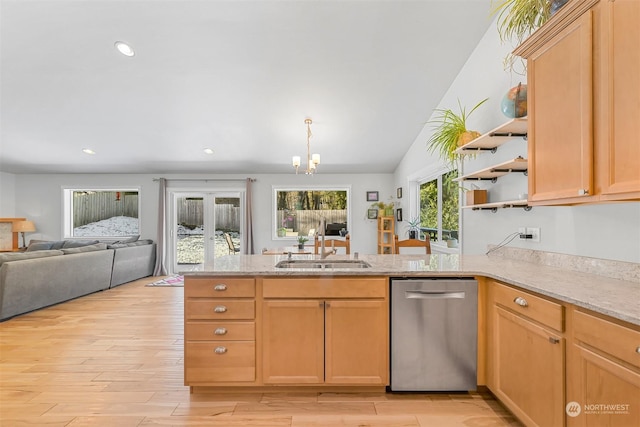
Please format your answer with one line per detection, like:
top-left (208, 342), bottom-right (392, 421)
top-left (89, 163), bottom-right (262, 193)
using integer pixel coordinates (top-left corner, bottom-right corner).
top-left (549, 337), bottom-right (560, 344)
top-left (214, 327), bottom-right (227, 335)
top-left (578, 189), bottom-right (589, 196)
top-left (214, 284), bottom-right (227, 291)
top-left (214, 305), bottom-right (227, 313)
top-left (513, 296), bottom-right (529, 307)
top-left (214, 346), bottom-right (227, 354)
top-left (636, 346), bottom-right (640, 354)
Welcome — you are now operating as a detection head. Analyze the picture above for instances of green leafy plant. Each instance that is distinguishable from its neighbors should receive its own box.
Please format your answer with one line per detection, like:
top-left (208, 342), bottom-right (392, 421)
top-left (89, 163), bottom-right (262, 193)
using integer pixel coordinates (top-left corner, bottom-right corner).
top-left (491, 0), bottom-right (551, 45)
top-left (426, 98), bottom-right (488, 164)
top-left (297, 236), bottom-right (309, 244)
top-left (405, 217), bottom-right (422, 238)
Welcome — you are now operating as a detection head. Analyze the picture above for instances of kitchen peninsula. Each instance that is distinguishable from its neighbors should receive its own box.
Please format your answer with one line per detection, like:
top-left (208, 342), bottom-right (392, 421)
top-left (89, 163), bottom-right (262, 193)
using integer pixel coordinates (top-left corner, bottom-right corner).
top-left (184, 252), bottom-right (639, 426)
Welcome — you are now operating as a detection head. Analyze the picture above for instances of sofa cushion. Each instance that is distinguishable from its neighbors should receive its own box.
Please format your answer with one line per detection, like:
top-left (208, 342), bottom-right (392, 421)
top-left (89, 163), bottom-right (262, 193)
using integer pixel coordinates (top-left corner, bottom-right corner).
top-left (26, 241), bottom-right (55, 252)
top-left (61, 243), bottom-right (108, 254)
top-left (62, 239), bottom-right (100, 248)
top-left (0, 250), bottom-right (63, 267)
top-left (107, 239), bottom-right (152, 249)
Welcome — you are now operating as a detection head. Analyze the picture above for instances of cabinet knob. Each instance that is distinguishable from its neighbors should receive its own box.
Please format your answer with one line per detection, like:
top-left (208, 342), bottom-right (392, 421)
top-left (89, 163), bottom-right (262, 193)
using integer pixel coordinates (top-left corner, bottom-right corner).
top-left (214, 346), bottom-right (227, 354)
top-left (636, 346), bottom-right (640, 354)
top-left (214, 327), bottom-right (227, 335)
top-left (549, 337), bottom-right (560, 344)
top-left (214, 284), bottom-right (227, 291)
top-left (578, 189), bottom-right (589, 195)
top-left (513, 296), bottom-right (529, 307)
top-left (214, 305), bottom-right (227, 313)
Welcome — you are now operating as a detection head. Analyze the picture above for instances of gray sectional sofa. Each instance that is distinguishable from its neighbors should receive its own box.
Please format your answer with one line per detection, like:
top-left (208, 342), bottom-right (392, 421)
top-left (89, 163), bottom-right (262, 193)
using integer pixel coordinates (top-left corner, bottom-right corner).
top-left (0, 239), bottom-right (156, 320)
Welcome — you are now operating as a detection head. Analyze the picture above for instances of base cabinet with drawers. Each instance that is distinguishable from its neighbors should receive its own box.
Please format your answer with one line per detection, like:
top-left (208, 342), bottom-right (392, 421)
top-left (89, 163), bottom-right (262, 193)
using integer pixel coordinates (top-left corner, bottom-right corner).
top-left (487, 280), bottom-right (566, 427)
top-left (261, 276), bottom-right (389, 386)
top-left (184, 276), bottom-right (257, 385)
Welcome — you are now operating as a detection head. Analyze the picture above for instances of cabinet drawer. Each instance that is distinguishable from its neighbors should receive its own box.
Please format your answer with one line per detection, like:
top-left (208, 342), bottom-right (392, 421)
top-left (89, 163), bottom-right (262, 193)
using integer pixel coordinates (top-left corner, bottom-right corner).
top-left (186, 300), bottom-right (255, 320)
top-left (263, 277), bottom-right (387, 299)
top-left (185, 341), bottom-right (255, 383)
top-left (185, 321), bottom-right (255, 341)
top-left (185, 277), bottom-right (255, 298)
top-left (491, 281), bottom-right (564, 331)
top-left (573, 309), bottom-right (640, 369)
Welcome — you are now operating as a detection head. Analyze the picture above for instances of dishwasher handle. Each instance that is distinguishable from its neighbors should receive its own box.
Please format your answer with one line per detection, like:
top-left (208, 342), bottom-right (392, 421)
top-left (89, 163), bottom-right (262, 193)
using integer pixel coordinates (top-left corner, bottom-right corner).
top-left (405, 290), bottom-right (466, 299)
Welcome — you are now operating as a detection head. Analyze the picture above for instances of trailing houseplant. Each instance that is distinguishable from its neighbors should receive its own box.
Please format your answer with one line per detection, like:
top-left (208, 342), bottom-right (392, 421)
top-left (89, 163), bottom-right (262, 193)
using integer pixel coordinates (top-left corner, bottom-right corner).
top-left (426, 98), bottom-right (488, 165)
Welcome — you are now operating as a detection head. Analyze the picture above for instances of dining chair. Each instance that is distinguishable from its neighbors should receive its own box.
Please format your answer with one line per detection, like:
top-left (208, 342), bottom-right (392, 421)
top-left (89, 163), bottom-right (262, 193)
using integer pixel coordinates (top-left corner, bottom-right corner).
top-left (394, 235), bottom-right (431, 254)
top-left (314, 234), bottom-right (350, 255)
top-left (223, 232), bottom-right (240, 254)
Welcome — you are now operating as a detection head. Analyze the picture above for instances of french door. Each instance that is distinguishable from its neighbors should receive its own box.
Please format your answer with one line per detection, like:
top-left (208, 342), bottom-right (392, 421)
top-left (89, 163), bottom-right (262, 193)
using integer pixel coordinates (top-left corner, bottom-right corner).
top-left (170, 191), bottom-right (242, 274)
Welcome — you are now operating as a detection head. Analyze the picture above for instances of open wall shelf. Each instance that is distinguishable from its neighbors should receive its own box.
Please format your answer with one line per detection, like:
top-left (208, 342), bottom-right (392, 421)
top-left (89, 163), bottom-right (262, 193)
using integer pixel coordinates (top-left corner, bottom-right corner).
top-left (455, 118), bottom-right (527, 154)
top-left (462, 199), bottom-right (532, 212)
top-left (454, 157), bottom-right (528, 183)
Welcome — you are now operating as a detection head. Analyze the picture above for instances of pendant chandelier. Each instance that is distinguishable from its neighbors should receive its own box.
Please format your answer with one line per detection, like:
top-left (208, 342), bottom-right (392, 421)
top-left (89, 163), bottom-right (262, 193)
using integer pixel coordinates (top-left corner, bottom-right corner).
top-left (292, 118), bottom-right (320, 174)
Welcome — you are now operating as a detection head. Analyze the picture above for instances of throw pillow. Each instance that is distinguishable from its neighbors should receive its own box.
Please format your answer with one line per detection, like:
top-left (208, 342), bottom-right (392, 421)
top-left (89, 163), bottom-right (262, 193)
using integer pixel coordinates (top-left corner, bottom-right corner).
top-left (62, 239), bottom-right (99, 248)
top-left (26, 241), bottom-right (55, 252)
top-left (61, 243), bottom-right (108, 254)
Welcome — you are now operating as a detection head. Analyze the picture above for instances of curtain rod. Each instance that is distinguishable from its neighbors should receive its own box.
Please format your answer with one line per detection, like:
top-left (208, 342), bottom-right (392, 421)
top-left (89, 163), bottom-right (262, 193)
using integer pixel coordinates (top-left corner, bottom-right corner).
top-left (153, 178), bottom-right (256, 182)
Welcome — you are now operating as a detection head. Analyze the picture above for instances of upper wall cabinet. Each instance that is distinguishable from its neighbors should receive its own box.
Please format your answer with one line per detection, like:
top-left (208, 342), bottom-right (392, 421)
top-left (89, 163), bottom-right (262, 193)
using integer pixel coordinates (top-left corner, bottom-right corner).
top-left (514, 0), bottom-right (640, 205)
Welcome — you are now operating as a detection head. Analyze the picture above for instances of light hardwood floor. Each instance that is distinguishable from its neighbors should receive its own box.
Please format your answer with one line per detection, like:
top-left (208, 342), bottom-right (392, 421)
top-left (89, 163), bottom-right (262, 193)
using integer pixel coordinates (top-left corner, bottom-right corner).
top-left (0, 278), bottom-right (522, 426)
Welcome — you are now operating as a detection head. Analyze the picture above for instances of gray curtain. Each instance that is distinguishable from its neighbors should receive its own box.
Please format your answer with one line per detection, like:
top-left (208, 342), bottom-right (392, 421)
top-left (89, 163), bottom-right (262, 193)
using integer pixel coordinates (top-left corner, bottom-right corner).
top-left (242, 178), bottom-right (255, 254)
top-left (153, 178), bottom-right (167, 275)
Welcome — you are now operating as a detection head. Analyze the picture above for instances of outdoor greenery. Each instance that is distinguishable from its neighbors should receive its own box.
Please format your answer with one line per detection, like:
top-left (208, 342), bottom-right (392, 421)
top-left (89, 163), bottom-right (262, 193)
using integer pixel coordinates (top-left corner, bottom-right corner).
top-left (419, 170), bottom-right (459, 241)
top-left (276, 190), bottom-right (347, 211)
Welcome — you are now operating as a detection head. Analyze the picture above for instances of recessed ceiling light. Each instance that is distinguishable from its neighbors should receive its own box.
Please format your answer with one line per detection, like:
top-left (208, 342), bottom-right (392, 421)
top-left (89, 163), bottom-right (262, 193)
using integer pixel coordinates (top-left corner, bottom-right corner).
top-left (114, 41), bottom-right (135, 57)
top-left (203, 148), bottom-right (214, 155)
top-left (82, 148), bottom-right (96, 155)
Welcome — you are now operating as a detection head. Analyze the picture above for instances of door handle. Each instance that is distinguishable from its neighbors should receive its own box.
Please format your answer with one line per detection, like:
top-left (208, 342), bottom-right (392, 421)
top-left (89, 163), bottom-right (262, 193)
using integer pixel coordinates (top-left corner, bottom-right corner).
top-left (405, 291), bottom-right (465, 299)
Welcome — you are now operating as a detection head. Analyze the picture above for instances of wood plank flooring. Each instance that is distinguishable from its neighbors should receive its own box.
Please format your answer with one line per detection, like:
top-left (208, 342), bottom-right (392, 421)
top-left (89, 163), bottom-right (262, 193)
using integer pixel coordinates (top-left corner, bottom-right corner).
top-left (0, 278), bottom-right (522, 426)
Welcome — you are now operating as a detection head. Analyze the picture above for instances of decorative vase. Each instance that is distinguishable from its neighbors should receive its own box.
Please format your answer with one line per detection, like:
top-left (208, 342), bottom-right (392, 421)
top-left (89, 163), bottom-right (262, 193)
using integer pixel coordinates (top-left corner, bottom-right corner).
top-left (550, 0), bottom-right (569, 16)
top-left (457, 130), bottom-right (481, 147)
top-left (385, 208), bottom-right (394, 216)
top-left (409, 230), bottom-right (417, 239)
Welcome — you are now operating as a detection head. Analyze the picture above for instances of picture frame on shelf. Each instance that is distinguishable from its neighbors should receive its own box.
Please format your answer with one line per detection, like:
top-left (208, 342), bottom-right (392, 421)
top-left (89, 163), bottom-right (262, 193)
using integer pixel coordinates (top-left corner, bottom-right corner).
top-left (396, 208), bottom-right (403, 222)
top-left (366, 191), bottom-right (379, 202)
top-left (367, 209), bottom-right (378, 219)
top-left (397, 187), bottom-right (402, 198)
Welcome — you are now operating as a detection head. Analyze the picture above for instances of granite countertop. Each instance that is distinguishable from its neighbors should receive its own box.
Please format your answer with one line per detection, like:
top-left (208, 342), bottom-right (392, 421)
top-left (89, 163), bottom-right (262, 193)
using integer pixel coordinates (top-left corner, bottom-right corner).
top-left (184, 253), bottom-right (640, 327)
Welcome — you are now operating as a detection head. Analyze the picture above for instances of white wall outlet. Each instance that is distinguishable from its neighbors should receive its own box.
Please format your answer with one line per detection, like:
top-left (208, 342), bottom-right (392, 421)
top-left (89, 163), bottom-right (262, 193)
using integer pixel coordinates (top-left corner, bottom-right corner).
top-left (527, 227), bottom-right (541, 242)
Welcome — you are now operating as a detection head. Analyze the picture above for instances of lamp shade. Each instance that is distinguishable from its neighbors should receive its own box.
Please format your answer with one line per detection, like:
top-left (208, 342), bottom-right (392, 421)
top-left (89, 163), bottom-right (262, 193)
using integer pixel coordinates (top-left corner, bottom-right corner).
top-left (12, 220), bottom-right (36, 233)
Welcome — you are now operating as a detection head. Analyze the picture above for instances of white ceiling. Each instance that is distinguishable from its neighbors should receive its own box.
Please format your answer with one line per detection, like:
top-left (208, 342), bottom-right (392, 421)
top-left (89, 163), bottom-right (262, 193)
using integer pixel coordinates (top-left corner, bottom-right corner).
top-left (0, 0), bottom-right (494, 174)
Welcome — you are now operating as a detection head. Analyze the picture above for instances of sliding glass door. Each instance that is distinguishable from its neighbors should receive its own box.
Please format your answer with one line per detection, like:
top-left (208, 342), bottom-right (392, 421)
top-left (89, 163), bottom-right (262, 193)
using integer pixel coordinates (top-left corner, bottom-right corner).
top-left (170, 192), bottom-right (242, 273)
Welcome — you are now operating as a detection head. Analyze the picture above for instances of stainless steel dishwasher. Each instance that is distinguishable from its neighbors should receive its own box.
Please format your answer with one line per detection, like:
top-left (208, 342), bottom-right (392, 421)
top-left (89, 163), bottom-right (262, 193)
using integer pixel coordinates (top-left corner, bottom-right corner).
top-left (390, 277), bottom-right (478, 392)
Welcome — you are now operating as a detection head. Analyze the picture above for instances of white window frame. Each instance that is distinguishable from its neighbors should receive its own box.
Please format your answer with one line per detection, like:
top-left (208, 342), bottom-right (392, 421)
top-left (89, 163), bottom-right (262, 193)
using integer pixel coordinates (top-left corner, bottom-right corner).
top-left (62, 187), bottom-right (141, 239)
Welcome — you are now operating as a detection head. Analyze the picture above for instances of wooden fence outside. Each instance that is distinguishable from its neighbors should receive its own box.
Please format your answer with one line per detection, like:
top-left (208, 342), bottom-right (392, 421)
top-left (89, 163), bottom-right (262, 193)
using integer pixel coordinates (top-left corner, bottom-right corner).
top-left (177, 199), bottom-right (240, 231)
top-left (73, 191), bottom-right (138, 227)
top-left (278, 210), bottom-right (347, 236)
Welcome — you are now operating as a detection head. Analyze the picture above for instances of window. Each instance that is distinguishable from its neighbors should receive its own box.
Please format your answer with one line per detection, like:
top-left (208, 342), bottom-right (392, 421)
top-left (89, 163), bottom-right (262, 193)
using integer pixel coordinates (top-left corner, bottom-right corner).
top-left (274, 187), bottom-right (350, 239)
top-left (419, 169), bottom-right (459, 242)
top-left (63, 188), bottom-right (140, 238)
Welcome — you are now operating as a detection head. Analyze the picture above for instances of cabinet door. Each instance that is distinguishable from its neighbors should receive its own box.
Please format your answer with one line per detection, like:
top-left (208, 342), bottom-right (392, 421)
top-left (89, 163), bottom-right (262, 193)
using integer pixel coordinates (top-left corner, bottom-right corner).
top-left (324, 300), bottom-right (388, 385)
top-left (262, 300), bottom-right (324, 384)
top-left (493, 306), bottom-right (565, 427)
top-left (568, 345), bottom-right (640, 427)
top-left (597, 0), bottom-right (640, 200)
top-left (528, 11), bottom-right (594, 203)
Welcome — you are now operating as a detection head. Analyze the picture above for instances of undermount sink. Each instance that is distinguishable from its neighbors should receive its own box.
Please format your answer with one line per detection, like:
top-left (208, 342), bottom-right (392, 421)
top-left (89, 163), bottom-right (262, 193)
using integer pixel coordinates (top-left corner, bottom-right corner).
top-left (275, 259), bottom-right (372, 269)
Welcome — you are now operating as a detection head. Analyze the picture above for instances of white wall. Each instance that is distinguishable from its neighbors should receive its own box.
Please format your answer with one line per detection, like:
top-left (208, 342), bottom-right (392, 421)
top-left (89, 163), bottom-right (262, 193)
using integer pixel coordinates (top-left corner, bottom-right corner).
top-left (12, 172), bottom-right (394, 254)
top-left (0, 172), bottom-right (16, 216)
top-left (394, 18), bottom-right (640, 263)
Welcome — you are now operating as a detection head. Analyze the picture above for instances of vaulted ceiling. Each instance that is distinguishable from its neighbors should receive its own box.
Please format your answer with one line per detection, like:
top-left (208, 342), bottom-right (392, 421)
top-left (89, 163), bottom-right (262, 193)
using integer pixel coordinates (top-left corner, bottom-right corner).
top-left (0, 0), bottom-right (494, 174)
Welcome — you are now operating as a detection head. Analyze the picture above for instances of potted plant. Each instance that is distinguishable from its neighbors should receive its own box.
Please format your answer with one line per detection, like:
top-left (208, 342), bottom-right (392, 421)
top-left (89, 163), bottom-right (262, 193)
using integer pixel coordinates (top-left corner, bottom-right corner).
top-left (405, 217), bottom-right (422, 239)
top-left (491, 0), bottom-right (551, 45)
top-left (426, 98), bottom-right (488, 165)
top-left (297, 236), bottom-right (308, 249)
top-left (371, 201), bottom-right (395, 217)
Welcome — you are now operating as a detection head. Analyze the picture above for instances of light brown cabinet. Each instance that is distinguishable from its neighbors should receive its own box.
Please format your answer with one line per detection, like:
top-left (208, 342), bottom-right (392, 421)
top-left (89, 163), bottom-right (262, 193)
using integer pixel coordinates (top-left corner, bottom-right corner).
top-left (261, 277), bottom-right (388, 386)
top-left (184, 277), bottom-right (256, 386)
top-left (567, 308), bottom-right (640, 427)
top-left (514, 0), bottom-right (640, 205)
top-left (487, 280), bottom-right (565, 427)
